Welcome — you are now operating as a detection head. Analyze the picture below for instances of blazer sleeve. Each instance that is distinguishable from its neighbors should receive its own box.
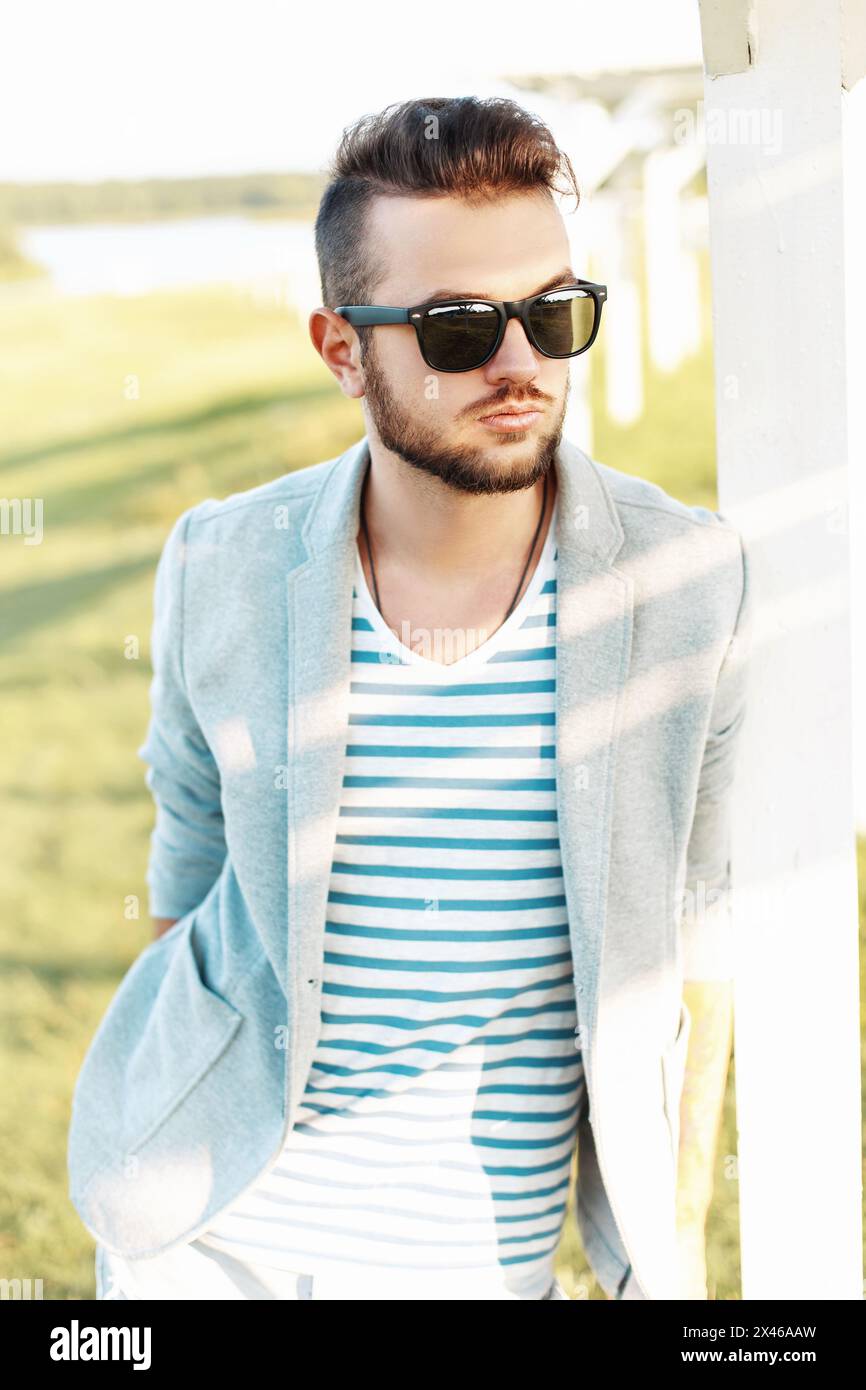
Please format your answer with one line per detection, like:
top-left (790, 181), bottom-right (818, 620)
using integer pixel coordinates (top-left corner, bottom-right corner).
top-left (679, 524), bottom-right (754, 982)
top-left (137, 505), bottom-right (227, 920)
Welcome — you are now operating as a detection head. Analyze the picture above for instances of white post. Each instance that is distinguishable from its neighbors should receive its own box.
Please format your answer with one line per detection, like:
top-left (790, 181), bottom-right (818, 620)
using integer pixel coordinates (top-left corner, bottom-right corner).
top-left (843, 75), bottom-right (866, 834)
top-left (565, 202), bottom-right (594, 452)
top-left (596, 190), bottom-right (644, 427)
top-left (698, 0), bottom-right (864, 1299)
top-left (642, 143), bottom-right (706, 371)
top-left (682, 193), bottom-right (711, 356)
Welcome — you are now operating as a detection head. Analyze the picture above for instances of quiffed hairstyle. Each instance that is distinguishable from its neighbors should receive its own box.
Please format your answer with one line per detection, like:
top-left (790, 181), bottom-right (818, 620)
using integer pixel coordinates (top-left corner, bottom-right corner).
top-left (314, 95), bottom-right (580, 350)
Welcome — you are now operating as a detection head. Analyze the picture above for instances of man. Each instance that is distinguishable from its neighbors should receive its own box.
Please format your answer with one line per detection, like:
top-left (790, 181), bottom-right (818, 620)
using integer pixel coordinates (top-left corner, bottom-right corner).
top-left (68, 95), bottom-right (752, 1301)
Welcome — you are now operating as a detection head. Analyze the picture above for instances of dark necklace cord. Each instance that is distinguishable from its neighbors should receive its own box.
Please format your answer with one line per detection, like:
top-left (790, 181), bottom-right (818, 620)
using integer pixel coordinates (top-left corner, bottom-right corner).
top-left (501, 471), bottom-right (549, 622)
top-left (360, 467), bottom-right (549, 633)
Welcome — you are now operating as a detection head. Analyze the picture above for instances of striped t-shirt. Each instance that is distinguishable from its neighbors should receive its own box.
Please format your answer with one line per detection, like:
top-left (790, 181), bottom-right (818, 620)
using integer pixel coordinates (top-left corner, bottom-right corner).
top-left (194, 495), bottom-right (585, 1300)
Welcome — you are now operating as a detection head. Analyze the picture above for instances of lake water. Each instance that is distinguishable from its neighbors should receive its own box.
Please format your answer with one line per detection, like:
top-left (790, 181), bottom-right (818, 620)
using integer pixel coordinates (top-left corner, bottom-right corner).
top-left (18, 215), bottom-right (321, 305)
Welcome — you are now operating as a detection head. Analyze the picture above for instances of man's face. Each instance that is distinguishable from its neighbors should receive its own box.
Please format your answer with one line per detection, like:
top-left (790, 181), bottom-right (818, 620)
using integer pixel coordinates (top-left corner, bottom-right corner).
top-left (356, 190), bottom-right (574, 496)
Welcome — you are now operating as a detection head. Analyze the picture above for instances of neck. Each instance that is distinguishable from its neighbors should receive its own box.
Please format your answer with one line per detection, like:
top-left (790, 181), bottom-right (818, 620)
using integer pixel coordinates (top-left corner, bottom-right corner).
top-left (358, 442), bottom-right (557, 584)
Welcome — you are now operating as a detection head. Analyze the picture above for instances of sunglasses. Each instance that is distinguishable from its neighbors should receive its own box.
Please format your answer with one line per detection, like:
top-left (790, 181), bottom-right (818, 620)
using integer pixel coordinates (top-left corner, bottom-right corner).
top-left (334, 280), bottom-right (607, 373)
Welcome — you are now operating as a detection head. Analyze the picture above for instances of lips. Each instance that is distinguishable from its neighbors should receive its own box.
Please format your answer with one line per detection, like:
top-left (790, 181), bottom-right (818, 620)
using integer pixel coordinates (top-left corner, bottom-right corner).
top-left (478, 407), bottom-right (543, 431)
top-left (478, 404), bottom-right (541, 418)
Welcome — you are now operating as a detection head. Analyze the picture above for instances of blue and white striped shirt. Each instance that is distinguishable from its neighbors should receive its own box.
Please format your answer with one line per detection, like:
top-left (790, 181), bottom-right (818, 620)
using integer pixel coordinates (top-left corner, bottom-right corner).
top-left (195, 496), bottom-right (585, 1299)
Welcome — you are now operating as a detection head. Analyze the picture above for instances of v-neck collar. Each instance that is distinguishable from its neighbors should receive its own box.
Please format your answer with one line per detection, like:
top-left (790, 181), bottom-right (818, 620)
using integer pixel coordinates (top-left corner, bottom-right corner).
top-left (352, 496), bottom-right (558, 678)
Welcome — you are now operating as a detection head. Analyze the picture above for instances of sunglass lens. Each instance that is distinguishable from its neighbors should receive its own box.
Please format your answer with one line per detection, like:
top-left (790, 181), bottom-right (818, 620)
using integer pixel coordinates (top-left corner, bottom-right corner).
top-left (528, 289), bottom-right (596, 356)
top-left (421, 303), bottom-right (501, 371)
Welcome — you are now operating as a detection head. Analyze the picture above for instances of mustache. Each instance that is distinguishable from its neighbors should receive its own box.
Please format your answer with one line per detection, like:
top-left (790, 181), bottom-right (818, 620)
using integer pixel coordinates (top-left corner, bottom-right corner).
top-left (463, 387), bottom-right (554, 418)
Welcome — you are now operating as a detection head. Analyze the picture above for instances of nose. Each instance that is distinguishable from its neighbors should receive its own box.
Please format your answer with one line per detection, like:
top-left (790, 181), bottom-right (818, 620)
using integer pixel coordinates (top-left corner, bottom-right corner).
top-left (482, 315), bottom-right (540, 386)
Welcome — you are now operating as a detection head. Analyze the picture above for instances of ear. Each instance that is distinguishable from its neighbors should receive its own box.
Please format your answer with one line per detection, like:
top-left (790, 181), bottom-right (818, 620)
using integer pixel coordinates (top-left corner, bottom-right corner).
top-left (309, 307), bottom-right (365, 399)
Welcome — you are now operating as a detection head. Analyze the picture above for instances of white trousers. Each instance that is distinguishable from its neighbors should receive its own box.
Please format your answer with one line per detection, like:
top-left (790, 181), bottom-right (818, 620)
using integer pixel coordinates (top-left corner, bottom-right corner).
top-left (95, 1240), bottom-right (571, 1301)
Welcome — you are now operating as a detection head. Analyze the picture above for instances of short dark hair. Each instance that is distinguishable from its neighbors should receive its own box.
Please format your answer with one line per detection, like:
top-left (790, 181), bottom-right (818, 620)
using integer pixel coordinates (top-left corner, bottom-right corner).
top-left (314, 95), bottom-right (580, 349)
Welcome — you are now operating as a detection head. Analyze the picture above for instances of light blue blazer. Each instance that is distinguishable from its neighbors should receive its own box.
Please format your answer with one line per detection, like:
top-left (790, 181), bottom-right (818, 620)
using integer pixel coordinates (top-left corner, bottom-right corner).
top-left (67, 434), bottom-right (753, 1299)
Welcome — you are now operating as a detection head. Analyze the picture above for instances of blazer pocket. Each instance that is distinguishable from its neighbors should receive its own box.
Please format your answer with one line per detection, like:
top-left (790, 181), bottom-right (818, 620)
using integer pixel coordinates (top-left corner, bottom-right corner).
top-left (660, 1000), bottom-right (691, 1166)
top-left (120, 921), bottom-right (244, 1156)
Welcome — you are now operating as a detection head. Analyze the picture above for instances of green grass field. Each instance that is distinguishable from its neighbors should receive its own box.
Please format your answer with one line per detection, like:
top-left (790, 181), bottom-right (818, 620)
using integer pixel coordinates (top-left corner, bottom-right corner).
top-left (0, 278), bottom-right (862, 1300)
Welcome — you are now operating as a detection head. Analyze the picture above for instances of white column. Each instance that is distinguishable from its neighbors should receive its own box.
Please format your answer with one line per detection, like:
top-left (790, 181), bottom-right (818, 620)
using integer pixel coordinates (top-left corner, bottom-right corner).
top-left (564, 201), bottom-right (594, 454)
top-left (642, 144), bottom-right (705, 372)
top-left (596, 190), bottom-right (644, 427)
top-left (682, 193), bottom-right (711, 357)
top-left (699, 0), bottom-right (864, 1299)
top-left (843, 75), bottom-right (866, 834)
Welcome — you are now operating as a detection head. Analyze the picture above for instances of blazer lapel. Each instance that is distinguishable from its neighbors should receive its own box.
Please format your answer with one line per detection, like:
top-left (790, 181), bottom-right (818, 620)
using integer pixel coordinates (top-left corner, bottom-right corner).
top-left (552, 438), bottom-right (632, 1065)
top-left (285, 436), bottom-right (371, 1117)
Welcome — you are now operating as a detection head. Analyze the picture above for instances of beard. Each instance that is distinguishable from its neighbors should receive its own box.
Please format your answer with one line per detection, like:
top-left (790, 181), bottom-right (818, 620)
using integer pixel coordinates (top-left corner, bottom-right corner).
top-left (359, 338), bottom-right (567, 497)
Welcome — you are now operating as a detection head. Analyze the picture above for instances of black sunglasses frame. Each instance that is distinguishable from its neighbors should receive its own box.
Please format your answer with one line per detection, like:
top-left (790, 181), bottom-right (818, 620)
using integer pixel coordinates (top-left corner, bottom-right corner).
top-left (334, 280), bottom-right (608, 373)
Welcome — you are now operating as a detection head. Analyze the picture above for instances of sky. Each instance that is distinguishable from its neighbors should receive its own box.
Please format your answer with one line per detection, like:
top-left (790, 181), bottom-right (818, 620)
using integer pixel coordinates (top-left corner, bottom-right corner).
top-left (0, 0), bottom-right (704, 182)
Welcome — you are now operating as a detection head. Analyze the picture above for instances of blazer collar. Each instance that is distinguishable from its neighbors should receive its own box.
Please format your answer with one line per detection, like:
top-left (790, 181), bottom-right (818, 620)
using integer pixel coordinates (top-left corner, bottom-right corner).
top-left (294, 432), bottom-right (625, 572)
